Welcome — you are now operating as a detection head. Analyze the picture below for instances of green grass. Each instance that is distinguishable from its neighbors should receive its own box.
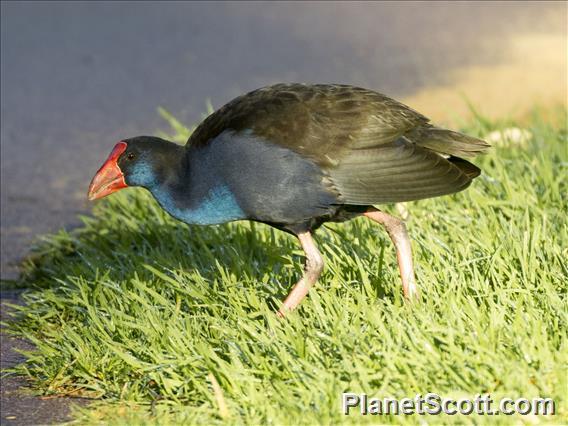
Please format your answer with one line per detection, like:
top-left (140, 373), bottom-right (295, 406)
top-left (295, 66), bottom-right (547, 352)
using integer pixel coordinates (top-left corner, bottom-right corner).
top-left (6, 108), bottom-right (567, 424)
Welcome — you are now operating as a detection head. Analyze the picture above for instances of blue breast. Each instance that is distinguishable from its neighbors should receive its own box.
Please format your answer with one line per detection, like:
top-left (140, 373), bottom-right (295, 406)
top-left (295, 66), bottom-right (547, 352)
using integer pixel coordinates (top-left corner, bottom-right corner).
top-left (153, 184), bottom-right (245, 225)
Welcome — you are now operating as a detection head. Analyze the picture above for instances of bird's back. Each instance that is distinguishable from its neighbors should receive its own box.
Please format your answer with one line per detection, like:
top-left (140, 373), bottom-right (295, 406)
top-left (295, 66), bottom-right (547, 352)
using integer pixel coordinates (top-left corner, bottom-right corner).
top-left (187, 83), bottom-right (489, 205)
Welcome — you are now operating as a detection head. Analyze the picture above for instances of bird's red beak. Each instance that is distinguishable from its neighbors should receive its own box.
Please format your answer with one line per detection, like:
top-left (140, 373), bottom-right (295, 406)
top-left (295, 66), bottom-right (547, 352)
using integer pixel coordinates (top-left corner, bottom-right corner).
top-left (88, 142), bottom-right (128, 201)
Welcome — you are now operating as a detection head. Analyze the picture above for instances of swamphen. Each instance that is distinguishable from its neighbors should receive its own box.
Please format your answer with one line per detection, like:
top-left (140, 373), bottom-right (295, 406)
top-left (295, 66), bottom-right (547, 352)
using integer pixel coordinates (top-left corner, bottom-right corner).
top-left (88, 84), bottom-right (489, 316)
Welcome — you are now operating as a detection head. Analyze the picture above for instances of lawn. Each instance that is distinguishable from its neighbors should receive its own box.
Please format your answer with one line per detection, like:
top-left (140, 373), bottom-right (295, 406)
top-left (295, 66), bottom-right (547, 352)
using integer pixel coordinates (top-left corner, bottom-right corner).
top-left (6, 108), bottom-right (567, 424)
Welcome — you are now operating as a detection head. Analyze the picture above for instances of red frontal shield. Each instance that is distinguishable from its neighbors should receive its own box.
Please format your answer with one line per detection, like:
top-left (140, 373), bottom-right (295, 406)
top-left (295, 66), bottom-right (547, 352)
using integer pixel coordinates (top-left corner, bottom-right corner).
top-left (88, 142), bottom-right (128, 200)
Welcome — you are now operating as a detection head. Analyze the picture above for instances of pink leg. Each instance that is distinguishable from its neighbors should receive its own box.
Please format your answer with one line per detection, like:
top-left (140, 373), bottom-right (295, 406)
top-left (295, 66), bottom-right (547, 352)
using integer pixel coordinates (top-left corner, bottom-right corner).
top-left (363, 208), bottom-right (418, 299)
top-left (277, 231), bottom-right (324, 317)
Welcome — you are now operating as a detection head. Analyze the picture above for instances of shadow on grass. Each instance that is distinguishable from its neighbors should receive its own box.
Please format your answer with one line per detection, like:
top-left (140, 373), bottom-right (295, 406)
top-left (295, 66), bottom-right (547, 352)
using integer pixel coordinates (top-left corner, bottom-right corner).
top-left (17, 200), bottom-right (396, 321)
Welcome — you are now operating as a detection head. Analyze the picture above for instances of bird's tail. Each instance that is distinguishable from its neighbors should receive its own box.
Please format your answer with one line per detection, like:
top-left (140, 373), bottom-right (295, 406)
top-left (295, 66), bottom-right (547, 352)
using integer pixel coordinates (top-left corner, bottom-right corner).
top-left (407, 125), bottom-right (491, 158)
top-left (447, 156), bottom-right (482, 179)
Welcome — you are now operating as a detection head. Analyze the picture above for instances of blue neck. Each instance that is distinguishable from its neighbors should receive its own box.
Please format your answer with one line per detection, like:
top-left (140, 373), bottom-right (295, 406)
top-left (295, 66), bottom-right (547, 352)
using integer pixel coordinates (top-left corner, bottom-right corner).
top-left (151, 183), bottom-right (245, 225)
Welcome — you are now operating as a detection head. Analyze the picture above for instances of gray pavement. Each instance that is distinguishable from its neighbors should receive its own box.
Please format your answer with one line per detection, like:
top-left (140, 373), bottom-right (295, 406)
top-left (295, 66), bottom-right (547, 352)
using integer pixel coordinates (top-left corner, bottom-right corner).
top-left (0, 1), bottom-right (565, 424)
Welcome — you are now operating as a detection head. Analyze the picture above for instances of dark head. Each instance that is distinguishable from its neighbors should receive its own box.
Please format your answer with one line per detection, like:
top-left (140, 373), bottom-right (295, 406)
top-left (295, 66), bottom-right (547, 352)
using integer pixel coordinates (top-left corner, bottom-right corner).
top-left (88, 136), bottom-right (183, 201)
